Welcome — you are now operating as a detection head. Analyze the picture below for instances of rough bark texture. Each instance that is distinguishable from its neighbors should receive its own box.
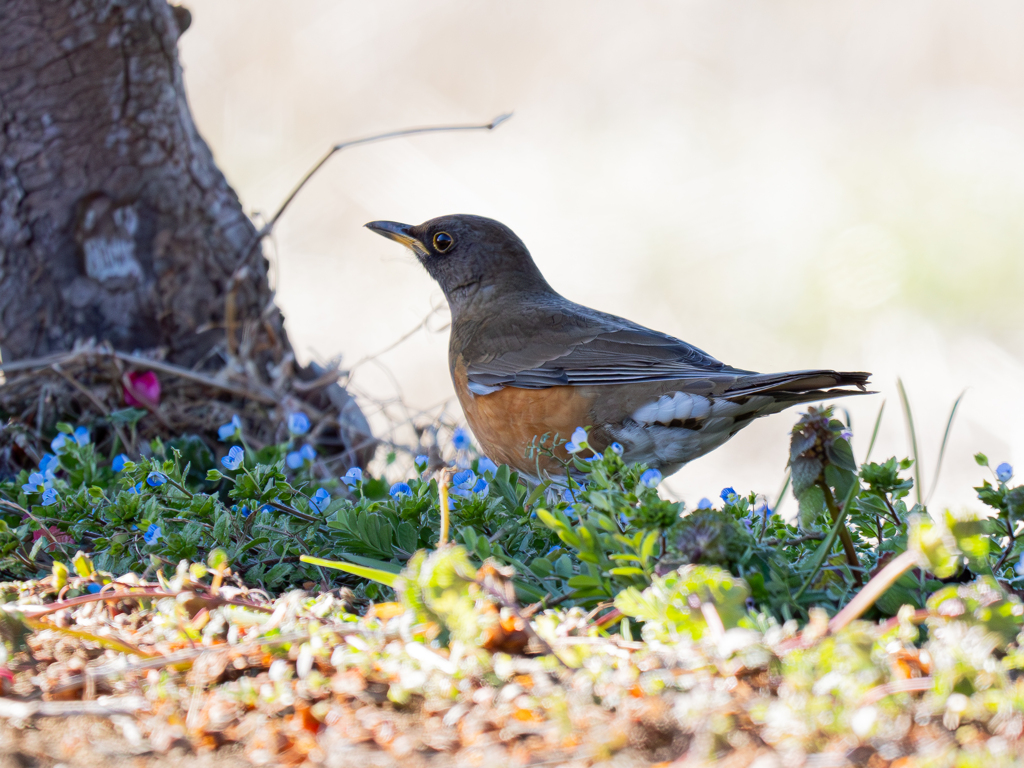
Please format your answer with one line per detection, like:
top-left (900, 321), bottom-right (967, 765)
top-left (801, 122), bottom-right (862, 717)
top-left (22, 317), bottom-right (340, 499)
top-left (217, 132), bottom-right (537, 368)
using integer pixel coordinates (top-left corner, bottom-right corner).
top-left (0, 0), bottom-right (276, 369)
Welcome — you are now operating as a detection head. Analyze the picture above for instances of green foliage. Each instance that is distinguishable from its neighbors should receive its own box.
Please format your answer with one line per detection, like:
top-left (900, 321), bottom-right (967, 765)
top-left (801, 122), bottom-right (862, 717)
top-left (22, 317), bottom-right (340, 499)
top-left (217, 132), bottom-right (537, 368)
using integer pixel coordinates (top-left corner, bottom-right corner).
top-left (3, 401), bottom-right (1024, 642)
top-left (613, 564), bottom-right (751, 643)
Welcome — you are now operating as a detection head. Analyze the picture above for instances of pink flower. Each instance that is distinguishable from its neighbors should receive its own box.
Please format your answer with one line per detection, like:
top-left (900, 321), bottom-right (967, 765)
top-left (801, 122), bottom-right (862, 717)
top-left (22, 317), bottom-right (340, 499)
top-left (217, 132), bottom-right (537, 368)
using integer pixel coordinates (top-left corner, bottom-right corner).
top-left (123, 371), bottom-right (161, 408)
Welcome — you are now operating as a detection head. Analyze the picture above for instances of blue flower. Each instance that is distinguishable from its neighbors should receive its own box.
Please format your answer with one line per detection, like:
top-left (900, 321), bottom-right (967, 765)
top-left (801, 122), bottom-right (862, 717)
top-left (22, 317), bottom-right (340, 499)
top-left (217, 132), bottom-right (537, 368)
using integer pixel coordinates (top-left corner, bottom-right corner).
top-left (41, 488), bottom-right (58, 507)
top-left (389, 482), bottom-right (412, 498)
top-left (146, 472), bottom-right (167, 487)
top-left (1017, 551), bottom-right (1024, 576)
top-left (143, 524), bottom-right (162, 545)
top-left (112, 453), bottom-right (129, 473)
top-left (310, 488), bottom-right (331, 512)
top-left (288, 412), bottom-right (311, 436)
top-left (697, 498), bottom-right (712, 509)
top-left (73, 426), bottom-right (90, 446)
top-left (756, 503), bottom-right (773, 518)
top-left (561, 487), bottom-right (578, 504)
top-left (452, 428), bottom-right (471, 451)
top-left (472, 478), bottom-right (489, 496)
top-left (477, 456), bottom-right (499, 475)
top-left (546, 546), bottom-right (561, 557)
top-left (221, 446), bottom-right (244, 470)
top-left (86, 583), bottom-right (102, 594)
top-left (129, 482), bottom-right (144, 494)
top-left (241, 506), bottom-right (252, 518)
top-left (997, 463), bottom-right (1014, 483)
top-left (51, 433), bottom-right (68, 454)
top-left (450, 470), bottom-right (477, 497)
top-left (217, 415), bottom-right (242, 442)
top-left (39, 454), bottom-right (58, 474)
top-left (342, 467), bottom-right (363, 487)
top-left (720, 486), bottom-right (737, 503)
top-left (300, 444), bottom-right (316, 462)
top-left (22, 472), bottom-right (46, 493)
top-left (839, 428), bottom-right (853, 442)
top-left (610, 442), bottom-right (624, 456)
top-left (259, 504), bottom-right (274, 515)
top-left (565, 427), bottom-right (588, 454)
top-left (640, 468), bottom-right (663, 488)
top-left (286, 451), bottom-right (304, 469)
top-left (414, 454), bottom-right (429, 469)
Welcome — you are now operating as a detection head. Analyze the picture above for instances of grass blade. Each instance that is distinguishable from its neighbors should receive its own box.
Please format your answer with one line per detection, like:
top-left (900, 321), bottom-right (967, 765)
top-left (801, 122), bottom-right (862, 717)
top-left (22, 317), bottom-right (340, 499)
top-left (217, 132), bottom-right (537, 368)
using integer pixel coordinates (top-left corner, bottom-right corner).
top-left (896, 378), bottom-right (923, 508)
top-left (926, 390), bottom-right (966, 505)
top-left (865, 400), bottom-right (885, 464)
top-left (299, 555), bottom-right (399, 587)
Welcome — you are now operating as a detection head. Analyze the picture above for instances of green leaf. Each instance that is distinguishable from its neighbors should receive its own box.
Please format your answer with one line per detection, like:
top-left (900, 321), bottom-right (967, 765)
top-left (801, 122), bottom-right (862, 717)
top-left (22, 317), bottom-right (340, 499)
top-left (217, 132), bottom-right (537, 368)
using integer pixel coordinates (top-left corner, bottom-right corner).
top-left (798, 485), bottom-right (825, 529)
top-left (213, 512), bottom-right (231, 545)
top-left (300, 554), bottom-right (398, 587)
top-left (827, 438), bottom-right (858, 472)
top-left (109, 408), bottom-right (148, 428)
top-left (975, 453), bottom-right (989, 467)
top-left (567, 574), bottom-right (603, 588)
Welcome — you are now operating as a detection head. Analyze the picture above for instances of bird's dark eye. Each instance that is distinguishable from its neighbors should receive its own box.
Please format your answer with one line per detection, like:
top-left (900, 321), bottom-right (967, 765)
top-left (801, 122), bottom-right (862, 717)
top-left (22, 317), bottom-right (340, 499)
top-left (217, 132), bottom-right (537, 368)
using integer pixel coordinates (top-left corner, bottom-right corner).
top-left (433, 232), bottom-right (453, 252)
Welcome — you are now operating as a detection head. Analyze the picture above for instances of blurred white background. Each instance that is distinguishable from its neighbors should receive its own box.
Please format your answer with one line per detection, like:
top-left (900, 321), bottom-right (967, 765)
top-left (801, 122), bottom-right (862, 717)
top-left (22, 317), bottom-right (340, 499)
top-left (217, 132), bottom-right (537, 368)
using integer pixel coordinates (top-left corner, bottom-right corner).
top-left (179, 0), bottom-right (1024, 513)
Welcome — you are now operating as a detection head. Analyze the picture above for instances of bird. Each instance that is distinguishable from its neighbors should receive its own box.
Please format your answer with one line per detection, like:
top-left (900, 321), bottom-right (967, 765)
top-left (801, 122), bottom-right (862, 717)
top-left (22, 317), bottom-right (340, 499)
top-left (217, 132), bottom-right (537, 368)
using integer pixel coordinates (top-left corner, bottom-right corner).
top-left (366, 214), bottom-right (871, 483)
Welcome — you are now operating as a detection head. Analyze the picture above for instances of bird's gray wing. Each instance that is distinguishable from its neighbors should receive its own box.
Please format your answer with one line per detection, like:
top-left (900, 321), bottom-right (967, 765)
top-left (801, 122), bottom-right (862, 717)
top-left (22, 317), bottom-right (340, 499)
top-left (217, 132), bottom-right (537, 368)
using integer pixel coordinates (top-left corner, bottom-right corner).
top-left (461, 303), bottom-right (749, 392)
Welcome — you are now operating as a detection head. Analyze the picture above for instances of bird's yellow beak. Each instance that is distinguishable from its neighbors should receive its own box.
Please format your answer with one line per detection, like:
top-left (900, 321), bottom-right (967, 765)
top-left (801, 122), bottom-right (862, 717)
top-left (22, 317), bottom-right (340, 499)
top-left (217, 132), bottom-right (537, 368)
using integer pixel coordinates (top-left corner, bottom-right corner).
top-left (365, 220), bottom-right (429, 257)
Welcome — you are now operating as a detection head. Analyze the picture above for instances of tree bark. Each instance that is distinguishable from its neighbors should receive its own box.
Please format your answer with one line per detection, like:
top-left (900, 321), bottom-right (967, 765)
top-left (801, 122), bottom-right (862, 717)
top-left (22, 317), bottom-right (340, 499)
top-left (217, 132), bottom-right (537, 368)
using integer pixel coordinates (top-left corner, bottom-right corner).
top-left (0, 0), bottom-right (373, 465)
top-left (1, 0), bottom-right (274, 368)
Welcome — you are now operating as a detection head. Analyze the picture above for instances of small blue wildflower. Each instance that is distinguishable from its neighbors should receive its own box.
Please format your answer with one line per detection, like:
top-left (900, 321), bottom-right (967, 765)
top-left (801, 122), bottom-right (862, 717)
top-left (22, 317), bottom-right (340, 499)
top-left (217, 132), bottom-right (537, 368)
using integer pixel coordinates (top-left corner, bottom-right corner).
top-left (86, 583), bottom-right (102, 594)
top-left (414, 454), bottom-right (429, 469)
top-left (73, 426), bottom-right (90, 446)
top-left (610, 442), bottom-right (624, 456)
top-left (640, 468), bottom-right (663, 488)
top-left (241, 506), bottom-right (252, 518)
top-left (299, 444), bottom-right (316, 462)
top-left (217, 415), bottom-right (242, 442)
top-left (112, 453), bottom-right (129, 473)
top-left (619, 512), bottom-right (629, 527)
top-left (477, 456), bottom-right (499, 475)
top-left (146, 472), bottom-right (167, 487)
top-left (565, 427), bottom-right (588, 454)
top-left (451, 470), bottom-right (477, 497)
top-left (143, 523), bottom-right (162, 545)
top-left (221, 445), bottom-right (244, 470)
top-left (472, 478), bottom-right (489, 496)
top-left (41, 488), bottom-right (58, 507)
top-left (546, 546), bottom-right (561, 557)
top-left (389, 482), bottom-right (412, 498)
top-left (342, 467), bottom-right (363, 487)
top-left (720, 486), bottom-right (737, 503)
top-left (259, 504), bottom-right (274, 515)
top-left (129, 482), bottom-right (144, 494)
top-left (286, 451), bottom-right (304, 470)
top-left (997, 463), bottom-right (1014, 484)
top-left (51, 433), bottom-right (68, 454)
top-left (585, 455), bottom-right (600, 462)
top-left (22, 472), bottom-right (46, 493)
top-left (288, 412), bottom-right (311, 436)
top-left (756, 503), bottom-right (773, 519)
top-left (839, 428), bottom-right (853, 442)
top-left (1017, 551), bottom-right (1024, 576)
top-left (39, 454), bottom-right (58, 474)
top-left (452, 428), bottom-right (471, 451)
top-left (310, 488), bottom-right (331, 512)
top-left (697, 497), bottom-right (712, 509)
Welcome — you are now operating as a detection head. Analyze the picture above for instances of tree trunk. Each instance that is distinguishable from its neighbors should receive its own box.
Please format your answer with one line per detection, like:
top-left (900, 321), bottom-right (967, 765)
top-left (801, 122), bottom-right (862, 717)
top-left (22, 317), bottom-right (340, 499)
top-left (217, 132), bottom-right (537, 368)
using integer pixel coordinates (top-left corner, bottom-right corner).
top-left (0, 0), bottom-right (373, 466)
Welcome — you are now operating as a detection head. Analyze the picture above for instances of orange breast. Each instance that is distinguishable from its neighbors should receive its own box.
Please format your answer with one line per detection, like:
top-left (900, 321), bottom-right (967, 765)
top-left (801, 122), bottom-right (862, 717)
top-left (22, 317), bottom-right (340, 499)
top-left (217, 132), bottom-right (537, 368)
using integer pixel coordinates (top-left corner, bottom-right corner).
top-left (451, 357), bottom-right (597, 479)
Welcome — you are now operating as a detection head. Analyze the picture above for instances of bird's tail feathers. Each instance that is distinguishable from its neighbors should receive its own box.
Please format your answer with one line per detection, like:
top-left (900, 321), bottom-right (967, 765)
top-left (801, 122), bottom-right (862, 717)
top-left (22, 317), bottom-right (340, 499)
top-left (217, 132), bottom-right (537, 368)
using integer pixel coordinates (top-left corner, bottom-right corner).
top-left (725, 369), bottom-right (872, 401)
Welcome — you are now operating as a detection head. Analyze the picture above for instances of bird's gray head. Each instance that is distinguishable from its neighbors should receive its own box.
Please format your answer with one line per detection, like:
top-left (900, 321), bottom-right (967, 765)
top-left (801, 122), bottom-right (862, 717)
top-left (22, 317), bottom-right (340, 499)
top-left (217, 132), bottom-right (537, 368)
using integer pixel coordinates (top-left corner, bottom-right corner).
top-left (365, 214), bottom-right (553, 310)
